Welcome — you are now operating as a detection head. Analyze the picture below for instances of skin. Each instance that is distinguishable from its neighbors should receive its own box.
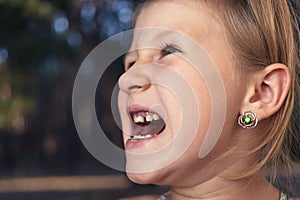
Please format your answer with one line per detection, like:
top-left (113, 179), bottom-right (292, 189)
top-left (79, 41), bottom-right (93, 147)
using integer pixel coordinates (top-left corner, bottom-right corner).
top-left (118, 1), bottom-right (292, 200)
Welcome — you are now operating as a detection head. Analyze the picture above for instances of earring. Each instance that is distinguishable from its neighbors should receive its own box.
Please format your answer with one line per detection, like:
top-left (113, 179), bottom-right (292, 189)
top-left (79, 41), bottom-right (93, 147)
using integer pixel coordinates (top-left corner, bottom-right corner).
top-left (238, 111), bottom-right (258, 129)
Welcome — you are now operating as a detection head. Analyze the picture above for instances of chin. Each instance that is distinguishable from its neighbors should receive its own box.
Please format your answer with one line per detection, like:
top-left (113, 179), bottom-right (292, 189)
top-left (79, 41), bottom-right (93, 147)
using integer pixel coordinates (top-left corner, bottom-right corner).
top-left (126, 170), bottom-right (165, 185)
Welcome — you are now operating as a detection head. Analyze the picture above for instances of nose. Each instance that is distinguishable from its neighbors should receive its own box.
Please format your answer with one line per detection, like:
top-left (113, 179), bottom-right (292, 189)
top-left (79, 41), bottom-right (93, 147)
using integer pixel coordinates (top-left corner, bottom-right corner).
top-left (118, 54), bottom-right (154, 94)
top-left (118, 71), bottom-right (151, 94)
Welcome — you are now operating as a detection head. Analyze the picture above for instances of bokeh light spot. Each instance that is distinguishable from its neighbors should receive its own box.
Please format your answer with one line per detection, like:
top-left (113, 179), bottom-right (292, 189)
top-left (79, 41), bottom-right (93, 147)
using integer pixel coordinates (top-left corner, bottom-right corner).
top-left (52, 13), bottom-right (69, 34)
top-left (118, 7), bottom-right (132, 24)
top-left (67, 31), bottom-right (82, 48)
top-left (80, 2), bottom-right (96, 22)
top-left (0, 48), bottom-right (9, 64)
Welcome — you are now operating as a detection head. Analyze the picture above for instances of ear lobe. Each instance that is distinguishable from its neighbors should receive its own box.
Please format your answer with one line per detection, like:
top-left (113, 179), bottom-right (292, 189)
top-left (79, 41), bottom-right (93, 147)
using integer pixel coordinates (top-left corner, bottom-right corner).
top-left (241, 63), bottom-right (291, 121)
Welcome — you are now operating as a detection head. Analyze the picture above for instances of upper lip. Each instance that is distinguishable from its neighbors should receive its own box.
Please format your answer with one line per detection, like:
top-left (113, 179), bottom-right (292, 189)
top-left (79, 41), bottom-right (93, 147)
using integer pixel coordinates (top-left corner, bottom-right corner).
top-left (127, 104), bottom-right (151, 114)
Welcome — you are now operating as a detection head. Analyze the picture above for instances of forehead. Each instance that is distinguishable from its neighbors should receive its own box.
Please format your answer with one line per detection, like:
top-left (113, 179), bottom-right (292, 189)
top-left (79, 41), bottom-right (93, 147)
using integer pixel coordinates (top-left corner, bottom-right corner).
top-left (133, 0), bottom-right (223, 52)
top-left (134, 1), bottom-right (219, 45)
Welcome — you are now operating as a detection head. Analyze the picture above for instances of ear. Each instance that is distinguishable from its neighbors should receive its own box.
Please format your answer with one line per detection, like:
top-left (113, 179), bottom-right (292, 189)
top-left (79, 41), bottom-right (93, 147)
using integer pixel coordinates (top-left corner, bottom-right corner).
top-left (241, 63), bottom-right (291, 121)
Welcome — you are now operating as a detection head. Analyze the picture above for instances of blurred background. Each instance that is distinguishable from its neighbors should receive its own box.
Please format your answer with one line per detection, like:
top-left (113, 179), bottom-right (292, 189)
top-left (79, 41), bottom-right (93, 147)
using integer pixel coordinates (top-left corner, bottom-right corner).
top-left (0, 0), bottom-right (167, 199)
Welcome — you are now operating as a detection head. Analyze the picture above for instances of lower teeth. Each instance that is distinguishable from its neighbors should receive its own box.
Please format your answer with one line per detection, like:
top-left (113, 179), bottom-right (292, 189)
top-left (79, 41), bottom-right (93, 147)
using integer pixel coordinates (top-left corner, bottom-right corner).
top-left (130, 134), bottom-right (153, 140)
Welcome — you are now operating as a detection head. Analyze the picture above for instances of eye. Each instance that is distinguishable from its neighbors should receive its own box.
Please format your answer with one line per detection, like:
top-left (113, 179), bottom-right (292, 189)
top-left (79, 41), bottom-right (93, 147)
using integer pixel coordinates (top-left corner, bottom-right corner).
top-left (161, 44), bottom-right (182, 57)
top-left (125, 61), bottom-right (135, 71)
top-left (124, 54), bottom-right (136, 71)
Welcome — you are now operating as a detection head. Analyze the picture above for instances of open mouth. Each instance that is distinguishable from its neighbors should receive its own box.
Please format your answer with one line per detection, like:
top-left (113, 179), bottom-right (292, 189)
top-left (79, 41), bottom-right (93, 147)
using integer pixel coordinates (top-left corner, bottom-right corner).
top-left (129, 111), bottom-right (166, 141)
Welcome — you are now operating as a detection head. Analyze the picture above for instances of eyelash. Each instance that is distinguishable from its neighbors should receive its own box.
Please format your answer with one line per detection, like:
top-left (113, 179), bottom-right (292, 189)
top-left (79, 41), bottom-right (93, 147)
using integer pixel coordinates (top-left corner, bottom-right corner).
top-left (126, 60), bottom-right (135, 70)
top-left (160, 43), bottom-right (182, 57)
top-left (125, 44), bottom-right (182, 70)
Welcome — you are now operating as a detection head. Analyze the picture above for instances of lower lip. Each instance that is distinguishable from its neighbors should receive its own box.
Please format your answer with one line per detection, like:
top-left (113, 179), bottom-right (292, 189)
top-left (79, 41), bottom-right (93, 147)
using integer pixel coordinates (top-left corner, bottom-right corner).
top-left (125, 132), bottom-right (163, 150)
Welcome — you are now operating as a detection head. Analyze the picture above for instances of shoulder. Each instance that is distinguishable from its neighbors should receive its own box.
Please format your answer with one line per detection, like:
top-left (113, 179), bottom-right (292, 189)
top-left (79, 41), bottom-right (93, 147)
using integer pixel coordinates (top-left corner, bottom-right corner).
top-left (118, 195), bottom-right (158, 200)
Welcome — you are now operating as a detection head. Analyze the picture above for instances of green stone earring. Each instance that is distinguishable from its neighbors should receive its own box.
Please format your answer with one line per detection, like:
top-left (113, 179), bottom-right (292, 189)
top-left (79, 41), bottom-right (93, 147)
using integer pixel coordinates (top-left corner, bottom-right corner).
top-left (238, 111), bottom-right (258, 129)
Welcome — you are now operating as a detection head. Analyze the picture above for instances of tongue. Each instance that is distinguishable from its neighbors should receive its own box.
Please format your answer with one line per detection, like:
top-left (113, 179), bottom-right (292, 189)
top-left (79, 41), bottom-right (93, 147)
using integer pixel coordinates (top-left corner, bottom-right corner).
top-left (134, 119), bottom-right (165, 136)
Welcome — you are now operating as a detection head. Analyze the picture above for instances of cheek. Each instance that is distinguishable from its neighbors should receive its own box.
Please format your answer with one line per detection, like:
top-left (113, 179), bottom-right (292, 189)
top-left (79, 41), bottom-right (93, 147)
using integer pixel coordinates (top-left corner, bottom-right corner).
top-left (167, 59), bottom-right (213, 153)
top-left (156, 86), bottom-right (182, 134)
top-left (189, 74), bottom-right (212, 155)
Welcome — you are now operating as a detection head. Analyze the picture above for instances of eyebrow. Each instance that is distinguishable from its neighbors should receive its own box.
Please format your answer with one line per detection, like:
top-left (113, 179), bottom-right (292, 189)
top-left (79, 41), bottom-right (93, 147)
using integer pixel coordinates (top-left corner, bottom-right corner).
top-left (123, 29), bottom-right (178, 63)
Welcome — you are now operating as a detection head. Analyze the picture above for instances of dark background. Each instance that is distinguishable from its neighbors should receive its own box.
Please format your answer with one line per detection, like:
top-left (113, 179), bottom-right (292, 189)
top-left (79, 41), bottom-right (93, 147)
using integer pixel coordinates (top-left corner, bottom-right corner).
top-left (0, 0), bottom-right (167, 199)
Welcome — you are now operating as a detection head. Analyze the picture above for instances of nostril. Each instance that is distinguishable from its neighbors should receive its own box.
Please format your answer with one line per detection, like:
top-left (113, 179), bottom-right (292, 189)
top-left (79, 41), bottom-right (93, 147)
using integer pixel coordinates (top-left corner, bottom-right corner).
top-left (128, 85), bottom-right (143, 90)
top-left (129, 83), bottom-right (151, 92)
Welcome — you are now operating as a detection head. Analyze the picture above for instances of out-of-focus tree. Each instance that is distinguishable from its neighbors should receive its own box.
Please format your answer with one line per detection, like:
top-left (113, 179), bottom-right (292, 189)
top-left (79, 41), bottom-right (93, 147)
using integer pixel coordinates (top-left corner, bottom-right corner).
top-left (0, 0), bottom-right (54, 130)
top-left (0, 0), bottom-right (135, 177)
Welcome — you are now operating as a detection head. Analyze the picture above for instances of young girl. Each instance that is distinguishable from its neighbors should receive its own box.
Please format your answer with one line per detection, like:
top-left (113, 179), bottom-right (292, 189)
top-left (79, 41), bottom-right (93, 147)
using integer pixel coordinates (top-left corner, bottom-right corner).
top-left (118, 0), bottom-right (300, 199)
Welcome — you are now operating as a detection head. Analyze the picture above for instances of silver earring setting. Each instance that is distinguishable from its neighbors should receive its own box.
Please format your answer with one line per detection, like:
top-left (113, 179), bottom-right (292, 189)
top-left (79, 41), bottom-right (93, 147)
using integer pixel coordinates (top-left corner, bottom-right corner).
top-left (238, 111), bottom-right (258, 129)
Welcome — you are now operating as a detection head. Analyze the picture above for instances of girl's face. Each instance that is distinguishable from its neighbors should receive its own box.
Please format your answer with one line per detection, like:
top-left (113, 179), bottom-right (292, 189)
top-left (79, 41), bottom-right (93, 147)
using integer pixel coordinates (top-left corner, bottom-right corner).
top-left (118, 1), bottom-right (248, 186)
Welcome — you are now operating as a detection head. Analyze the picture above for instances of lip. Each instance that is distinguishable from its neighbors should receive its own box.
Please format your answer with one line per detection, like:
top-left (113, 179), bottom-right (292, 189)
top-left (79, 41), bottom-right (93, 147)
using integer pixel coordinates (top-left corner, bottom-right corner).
top-left (127, 104), bottom-right (153, 114)
top-left (125, 104), bottom-right (166, 150)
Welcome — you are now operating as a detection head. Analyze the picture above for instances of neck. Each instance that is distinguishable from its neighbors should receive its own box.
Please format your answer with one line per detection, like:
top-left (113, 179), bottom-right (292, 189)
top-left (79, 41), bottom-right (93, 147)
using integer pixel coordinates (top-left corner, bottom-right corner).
top-left (170, 174), bottom-right (280, 200)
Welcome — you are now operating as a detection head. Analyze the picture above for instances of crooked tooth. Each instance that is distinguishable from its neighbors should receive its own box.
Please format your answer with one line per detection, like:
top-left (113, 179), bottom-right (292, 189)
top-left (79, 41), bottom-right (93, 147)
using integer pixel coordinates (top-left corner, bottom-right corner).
top-left (133, 115), bottom-right (138, 123)
top-left (145, 113), bottom-right (153, 122)
top-left (134, 115), bottom-right (145, 123)
top-left (152, 114), bottom-right (160, 121)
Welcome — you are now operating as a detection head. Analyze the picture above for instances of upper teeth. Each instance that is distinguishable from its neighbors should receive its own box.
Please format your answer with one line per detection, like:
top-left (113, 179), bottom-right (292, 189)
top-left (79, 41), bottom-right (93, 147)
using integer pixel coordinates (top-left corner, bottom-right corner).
top-left (145, 114), bottom-right (152, 122)
top-left (152, 114), bottom-right (160, 120)
top-left (133, 112), bottom-right (160, 123)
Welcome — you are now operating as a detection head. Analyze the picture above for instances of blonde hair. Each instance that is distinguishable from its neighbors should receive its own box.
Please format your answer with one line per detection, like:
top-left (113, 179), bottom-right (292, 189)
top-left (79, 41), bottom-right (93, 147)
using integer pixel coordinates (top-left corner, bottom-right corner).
top-left (202, 0), bottom-right (300, 192)
top-left (134, 0), bottom-right (300, 194)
